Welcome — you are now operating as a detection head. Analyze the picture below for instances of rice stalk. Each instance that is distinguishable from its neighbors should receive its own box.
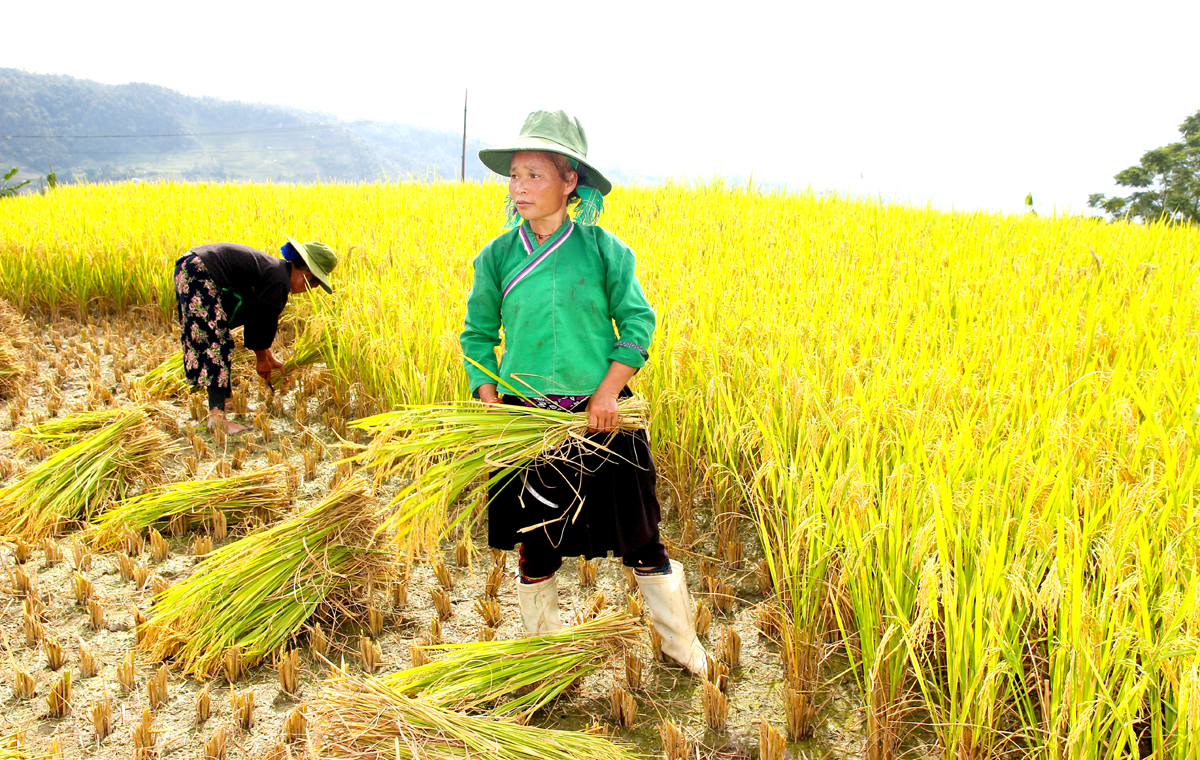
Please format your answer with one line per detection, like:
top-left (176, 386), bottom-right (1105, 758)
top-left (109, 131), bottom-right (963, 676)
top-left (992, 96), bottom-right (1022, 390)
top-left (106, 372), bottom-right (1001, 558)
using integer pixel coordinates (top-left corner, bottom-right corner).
top-left (12, 667), bottom-right (34, 700)
top-left (85, 465), bottom-right (290, 550)
top-left (284, 706), bottom-right (307, 743)
top-left (139, 476), bottom-right (395, 677)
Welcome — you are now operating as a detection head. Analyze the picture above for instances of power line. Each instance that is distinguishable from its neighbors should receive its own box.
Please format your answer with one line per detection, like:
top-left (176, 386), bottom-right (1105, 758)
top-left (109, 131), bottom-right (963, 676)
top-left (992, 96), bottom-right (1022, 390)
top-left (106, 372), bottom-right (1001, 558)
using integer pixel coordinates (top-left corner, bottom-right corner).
top-left (89, 146), bottom-right (329, 157)
top-left (2, 120), bottom-right (379, 140)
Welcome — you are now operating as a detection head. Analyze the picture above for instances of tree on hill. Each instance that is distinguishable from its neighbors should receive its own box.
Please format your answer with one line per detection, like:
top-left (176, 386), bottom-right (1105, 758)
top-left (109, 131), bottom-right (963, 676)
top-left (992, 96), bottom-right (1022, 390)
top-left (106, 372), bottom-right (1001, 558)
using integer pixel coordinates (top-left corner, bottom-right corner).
top-left (1089, 110), bottom-right (1200, 224)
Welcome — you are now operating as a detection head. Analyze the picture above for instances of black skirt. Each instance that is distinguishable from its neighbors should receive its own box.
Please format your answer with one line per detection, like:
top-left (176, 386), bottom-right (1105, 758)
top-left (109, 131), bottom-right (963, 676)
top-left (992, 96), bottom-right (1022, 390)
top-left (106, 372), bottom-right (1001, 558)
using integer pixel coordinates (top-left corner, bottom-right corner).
top-left (486, 392), bottom-right (662, 561)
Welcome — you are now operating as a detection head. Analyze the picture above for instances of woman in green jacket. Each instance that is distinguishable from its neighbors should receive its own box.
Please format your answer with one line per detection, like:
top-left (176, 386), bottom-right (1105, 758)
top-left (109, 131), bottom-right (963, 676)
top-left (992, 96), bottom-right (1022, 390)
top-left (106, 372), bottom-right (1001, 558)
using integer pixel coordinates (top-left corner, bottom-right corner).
top-left (460, 110), bottom-right (707, 675)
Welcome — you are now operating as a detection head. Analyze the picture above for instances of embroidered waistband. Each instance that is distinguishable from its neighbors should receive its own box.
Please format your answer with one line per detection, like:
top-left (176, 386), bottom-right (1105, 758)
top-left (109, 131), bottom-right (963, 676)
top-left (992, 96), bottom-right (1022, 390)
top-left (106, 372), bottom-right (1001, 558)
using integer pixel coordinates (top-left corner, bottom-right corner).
top-left (515, 394), bottom-right (589, 411)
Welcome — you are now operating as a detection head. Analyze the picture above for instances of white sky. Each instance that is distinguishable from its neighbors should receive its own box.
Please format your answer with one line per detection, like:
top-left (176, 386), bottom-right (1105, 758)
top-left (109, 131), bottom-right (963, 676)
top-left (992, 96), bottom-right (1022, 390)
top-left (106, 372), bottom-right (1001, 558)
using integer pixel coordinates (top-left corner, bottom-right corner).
top-left (5, 0), bottom-right (1198, 214)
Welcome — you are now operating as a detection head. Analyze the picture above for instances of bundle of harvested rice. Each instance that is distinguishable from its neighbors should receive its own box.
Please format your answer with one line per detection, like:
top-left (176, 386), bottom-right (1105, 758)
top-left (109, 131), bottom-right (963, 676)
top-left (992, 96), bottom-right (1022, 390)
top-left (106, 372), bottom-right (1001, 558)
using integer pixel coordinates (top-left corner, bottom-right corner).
top-left (140, 476), bottom-right (394, 677)
top-left (86, 465), bottom-right (291, 550)
top-left (130, 352), bottom-right (189, 399)
top-left (386, 611), bottom-right (640, 720)
top-left (312, 672), bottom-right (641, 760)
top-left (350, 396), bottom-right (649, 539)
top-left (0, 410), bottom-right (175, 541)
top-left (9, 408), bottom-right (138, 456)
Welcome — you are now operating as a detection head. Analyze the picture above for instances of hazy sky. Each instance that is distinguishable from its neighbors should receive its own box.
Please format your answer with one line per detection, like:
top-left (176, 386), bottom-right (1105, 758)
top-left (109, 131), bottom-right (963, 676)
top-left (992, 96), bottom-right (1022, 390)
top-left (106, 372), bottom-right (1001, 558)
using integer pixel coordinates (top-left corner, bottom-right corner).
top-left (6, 0), bottom-right (1198, 214)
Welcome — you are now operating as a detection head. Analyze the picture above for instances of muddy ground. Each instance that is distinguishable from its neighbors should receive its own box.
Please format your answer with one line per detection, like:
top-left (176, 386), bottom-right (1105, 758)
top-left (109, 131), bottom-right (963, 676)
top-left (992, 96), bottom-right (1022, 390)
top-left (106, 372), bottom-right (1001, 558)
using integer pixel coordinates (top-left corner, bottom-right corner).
top-left (0, 311), bottom-right (885, 759)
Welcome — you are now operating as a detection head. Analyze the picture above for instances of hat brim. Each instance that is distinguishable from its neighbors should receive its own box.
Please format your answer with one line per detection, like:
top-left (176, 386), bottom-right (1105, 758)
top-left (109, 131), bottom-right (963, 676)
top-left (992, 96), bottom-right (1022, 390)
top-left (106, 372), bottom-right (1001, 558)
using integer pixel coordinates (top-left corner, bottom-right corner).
top-left (478, 137), bottom-right (612, 196)
top-left (286, 236), bottom-right (333, 294)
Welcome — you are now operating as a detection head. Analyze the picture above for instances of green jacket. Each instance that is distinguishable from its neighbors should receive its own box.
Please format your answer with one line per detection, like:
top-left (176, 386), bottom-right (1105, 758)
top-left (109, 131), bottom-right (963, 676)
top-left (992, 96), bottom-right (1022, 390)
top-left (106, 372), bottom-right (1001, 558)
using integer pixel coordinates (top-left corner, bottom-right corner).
top-left (460, 219), bottom-right (656, 398)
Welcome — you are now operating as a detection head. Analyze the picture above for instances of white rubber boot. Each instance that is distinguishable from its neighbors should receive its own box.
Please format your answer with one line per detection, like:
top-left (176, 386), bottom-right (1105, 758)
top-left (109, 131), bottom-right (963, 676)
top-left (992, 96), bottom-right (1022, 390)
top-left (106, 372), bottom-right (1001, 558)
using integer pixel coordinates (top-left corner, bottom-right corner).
top-left (635, 560), bottom-right (708, 675)
top-left (516, 574), bottom-right (563, 634)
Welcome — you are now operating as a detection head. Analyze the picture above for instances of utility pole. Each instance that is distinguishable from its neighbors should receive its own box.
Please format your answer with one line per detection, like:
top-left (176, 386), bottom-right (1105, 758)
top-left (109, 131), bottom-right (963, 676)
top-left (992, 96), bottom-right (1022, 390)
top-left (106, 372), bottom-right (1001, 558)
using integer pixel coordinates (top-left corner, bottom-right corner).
top-left (461, 89), bottom-right (468, 182)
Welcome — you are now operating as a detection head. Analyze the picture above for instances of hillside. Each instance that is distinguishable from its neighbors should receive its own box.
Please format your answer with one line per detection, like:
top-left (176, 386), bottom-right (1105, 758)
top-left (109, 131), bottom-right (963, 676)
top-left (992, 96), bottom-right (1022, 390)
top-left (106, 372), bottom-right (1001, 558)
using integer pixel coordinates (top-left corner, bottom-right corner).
top-left (0, 68), bottom-right (495, 185)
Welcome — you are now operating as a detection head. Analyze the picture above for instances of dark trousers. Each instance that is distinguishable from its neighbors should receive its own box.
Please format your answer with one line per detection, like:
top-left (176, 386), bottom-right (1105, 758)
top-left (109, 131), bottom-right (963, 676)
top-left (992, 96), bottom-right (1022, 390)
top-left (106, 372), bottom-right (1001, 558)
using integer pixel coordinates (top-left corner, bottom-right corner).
top-left (518, 538), bottom-right (670, 580)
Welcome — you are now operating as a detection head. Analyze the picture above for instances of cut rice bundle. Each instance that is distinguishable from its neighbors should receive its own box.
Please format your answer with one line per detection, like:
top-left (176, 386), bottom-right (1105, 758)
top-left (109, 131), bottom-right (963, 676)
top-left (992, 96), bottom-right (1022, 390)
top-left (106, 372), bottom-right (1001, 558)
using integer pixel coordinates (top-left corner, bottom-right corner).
top-left (350, 397), bottom-right (649, 540)
top-left (130, 351), bottom-right (189, 399)
top-left (0, 409), bottom-right (175, 541)
top-left (86, 465), bottom-right (291, 550)
top-left (312, 672), bottom-right (641, 760)
top-left (9, 407), bottom-right (140, 456)
top-left (386, 611), bottom-right (640, 719)
top-left (140, 476), bottom-right (394, 678)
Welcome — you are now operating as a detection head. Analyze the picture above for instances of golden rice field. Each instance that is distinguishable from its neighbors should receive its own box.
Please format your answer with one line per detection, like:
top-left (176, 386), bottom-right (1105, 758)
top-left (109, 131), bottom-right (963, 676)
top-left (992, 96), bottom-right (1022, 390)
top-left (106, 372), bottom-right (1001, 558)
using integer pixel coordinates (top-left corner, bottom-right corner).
top-left (2, 181), bottom-right (1200, 759)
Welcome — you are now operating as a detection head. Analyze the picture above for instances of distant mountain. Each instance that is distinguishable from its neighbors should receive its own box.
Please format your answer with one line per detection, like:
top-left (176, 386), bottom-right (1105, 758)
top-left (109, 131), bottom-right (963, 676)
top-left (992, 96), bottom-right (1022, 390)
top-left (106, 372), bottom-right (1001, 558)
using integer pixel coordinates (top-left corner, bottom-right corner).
top-left (0, 68), bottom-right (495, 185)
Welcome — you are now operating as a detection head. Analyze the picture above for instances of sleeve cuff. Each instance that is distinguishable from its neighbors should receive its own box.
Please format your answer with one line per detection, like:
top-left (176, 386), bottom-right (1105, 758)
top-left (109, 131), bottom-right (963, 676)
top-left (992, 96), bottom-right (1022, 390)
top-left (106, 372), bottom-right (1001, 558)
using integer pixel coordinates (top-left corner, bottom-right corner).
top-left (609, 341), bottom-right (648, 369)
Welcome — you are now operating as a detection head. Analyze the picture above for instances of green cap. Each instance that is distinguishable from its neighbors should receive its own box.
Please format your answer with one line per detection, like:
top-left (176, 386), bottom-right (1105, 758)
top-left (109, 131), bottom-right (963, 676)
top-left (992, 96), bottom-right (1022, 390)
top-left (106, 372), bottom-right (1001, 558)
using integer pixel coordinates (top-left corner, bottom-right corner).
top-left (285, 237), bottom-right (337, 293)
top-left (478, 110), bottom-right (611, 196)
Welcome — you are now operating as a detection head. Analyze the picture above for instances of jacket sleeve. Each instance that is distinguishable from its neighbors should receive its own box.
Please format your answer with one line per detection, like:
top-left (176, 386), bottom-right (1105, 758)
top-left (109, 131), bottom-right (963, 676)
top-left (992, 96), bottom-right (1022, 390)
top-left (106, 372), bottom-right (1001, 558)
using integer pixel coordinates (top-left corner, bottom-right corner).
top-left (242, 309), bottom-right (282, 351)
top-left (459, 247), bottom-right (503, 397)
top-left (602, 236), bottom-right (656, 370)
top-left (240, 277), bottom-right (289, 351)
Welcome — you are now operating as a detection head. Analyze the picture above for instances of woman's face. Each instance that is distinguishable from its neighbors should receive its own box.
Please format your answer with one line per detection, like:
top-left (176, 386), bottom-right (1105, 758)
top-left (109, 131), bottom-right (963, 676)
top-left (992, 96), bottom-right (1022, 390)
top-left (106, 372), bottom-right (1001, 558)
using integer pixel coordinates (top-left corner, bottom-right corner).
top-left (289, 264), bottom-right (319, 294)
top-left (508, 151), bottom-right (577, 224)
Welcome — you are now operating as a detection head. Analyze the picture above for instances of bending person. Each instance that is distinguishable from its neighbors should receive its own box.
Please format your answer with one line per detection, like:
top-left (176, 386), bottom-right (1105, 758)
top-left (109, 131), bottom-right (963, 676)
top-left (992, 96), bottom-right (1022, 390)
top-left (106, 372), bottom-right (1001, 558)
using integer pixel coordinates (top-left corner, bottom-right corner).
top-left (460, 110), bottom-right (707, 675)
top-left (174, 237), bottom-right (336, 433)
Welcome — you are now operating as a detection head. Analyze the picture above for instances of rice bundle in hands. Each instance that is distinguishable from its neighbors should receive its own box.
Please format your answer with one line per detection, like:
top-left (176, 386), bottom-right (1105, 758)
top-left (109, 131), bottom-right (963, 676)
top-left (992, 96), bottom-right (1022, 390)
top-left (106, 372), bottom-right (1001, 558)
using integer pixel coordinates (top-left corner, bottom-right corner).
top-left (86, 465), bottom-right (291, 550)
top-left (9, 407), bottom-right (139, 456)
top-left (0, 409), bottom-right (175, 541)
top-left (140, 476), bottom-right (394, 678)
top-left (386, 611), bottom-right (640, 719)
top-left (312, 672), bottom-right (641, 760)
top-left (350, 396), bottom-right (650, 540)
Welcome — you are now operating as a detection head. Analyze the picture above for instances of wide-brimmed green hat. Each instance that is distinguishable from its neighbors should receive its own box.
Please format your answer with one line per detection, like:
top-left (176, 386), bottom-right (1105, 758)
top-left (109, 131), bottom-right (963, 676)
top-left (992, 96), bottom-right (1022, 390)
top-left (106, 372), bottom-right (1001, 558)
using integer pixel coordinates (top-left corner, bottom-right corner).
top-left (285, 236), bottom-right (337, 294)
top-left (478, 110), bottom-right (612, 196)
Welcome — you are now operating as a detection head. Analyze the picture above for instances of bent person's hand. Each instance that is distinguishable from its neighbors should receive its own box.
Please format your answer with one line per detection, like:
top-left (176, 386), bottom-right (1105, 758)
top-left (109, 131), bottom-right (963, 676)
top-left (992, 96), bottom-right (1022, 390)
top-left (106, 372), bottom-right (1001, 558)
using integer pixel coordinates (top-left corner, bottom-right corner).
top-left (586, 392), bottom-right (620, 433)
top-left (256, 351), bottom-right (286, 383)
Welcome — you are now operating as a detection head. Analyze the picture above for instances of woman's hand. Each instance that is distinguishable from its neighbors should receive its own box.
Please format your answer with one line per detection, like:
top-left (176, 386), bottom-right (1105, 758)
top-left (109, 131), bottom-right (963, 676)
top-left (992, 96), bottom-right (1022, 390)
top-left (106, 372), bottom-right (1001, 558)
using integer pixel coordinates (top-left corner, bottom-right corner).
top-left (254, 349), bottom-right (285, 385)
top-left (477, 383), bottom-right (501, 408)
top-left (586, 391), bottom-right (620, 433)
top-left (587, 361), bottom-right (636, 432)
